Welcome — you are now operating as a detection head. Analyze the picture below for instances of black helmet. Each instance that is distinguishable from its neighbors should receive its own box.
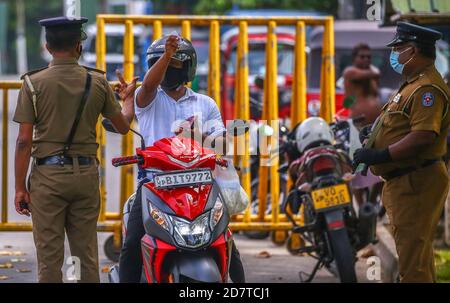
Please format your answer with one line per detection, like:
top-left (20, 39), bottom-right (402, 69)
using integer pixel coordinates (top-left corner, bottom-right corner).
top-left (146, 35), bottom-right (197, 89)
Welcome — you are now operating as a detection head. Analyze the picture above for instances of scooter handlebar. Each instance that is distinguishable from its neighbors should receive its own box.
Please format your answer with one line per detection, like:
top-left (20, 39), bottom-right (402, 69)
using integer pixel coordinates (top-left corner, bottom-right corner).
top-left (112, 155), bottom-right (143, 167)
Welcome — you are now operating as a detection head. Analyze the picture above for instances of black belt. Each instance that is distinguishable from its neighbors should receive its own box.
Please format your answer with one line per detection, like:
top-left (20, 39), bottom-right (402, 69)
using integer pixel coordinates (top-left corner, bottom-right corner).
top-left (382, 159), bottom-right (440, 181)
top-left (36, 156), bottom-right (93, 166)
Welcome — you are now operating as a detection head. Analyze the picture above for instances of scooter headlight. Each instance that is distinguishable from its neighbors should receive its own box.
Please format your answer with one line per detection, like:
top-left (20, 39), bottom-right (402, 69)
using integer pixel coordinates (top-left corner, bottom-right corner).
top-left (171, 213), bottom-right (211, 249)
top-left (209, 197), bottom-right (224, 231)
top-left (148, 201), bottom-right (172, 233)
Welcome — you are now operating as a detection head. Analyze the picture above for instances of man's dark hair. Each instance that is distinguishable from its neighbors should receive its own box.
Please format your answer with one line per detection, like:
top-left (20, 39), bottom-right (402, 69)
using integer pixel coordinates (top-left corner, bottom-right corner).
top-left (352, 43), bottom-right (371, 60)
top-left (46, 28), bottom-right (81, 52)
top-left (413, 42), bottom-right (436, 60)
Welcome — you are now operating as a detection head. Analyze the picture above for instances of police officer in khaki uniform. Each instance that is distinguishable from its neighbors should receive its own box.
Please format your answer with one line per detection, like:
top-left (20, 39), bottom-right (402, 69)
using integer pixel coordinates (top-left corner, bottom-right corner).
top-left (13, 17), bottom-right (137, 283)
top-left (353, 22), bottom-right (450, 283)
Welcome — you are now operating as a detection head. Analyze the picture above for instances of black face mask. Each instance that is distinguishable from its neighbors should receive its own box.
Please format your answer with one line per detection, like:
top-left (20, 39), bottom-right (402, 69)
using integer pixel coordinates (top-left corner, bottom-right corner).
top-left (161, 66), bottom-right (185, 91)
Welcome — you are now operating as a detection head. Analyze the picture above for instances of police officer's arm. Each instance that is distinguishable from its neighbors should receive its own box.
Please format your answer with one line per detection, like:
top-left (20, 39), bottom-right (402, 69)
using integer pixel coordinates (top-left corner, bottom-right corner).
top-left (136, 35), bottom-right (179, 108)
top-left (101, 77), bottom-right (131, 135)
top-left (13, 84), bottom-right (35, 216)
top-left (388, 87), bottom-right (444, 160)
top-left (114, 69), bottom-right (138, 124)
top-left (388, 131), bottom-right (436, 160)
top-left (14, 123), bottom-right (33, 215)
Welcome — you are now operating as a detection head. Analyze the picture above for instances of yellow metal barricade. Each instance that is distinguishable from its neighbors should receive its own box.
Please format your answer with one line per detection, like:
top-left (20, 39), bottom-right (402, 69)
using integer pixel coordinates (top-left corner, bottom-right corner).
top-left (0, 15), bottom-right (336, 237)
top-left (0, 81), bottom-right (122, 236)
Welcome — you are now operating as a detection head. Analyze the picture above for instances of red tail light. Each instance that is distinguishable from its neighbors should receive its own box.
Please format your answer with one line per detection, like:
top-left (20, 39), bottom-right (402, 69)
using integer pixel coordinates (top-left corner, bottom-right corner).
top-left (327, 220), bottom-right (344, 230)
top-left (312, 157), bottom-right (336, 174)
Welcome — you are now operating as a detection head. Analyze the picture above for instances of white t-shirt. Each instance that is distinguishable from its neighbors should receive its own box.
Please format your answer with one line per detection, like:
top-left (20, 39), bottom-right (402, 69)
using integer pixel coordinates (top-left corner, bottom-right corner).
top-left (134, 86), bottom-right (226, 147)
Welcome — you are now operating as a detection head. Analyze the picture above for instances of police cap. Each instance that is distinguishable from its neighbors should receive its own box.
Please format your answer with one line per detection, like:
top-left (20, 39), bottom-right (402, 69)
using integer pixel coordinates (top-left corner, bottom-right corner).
top-left (387, 21), bottom-right (443, 47)
top-left (39, 16), bottom-right (88, 41)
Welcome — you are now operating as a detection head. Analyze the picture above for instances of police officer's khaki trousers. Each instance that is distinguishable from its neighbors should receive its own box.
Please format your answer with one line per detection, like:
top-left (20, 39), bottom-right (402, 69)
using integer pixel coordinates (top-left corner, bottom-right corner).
top-left (382, 161), bottom-right (448, 283)
top-left (29, 159), bottom-right (100, 283)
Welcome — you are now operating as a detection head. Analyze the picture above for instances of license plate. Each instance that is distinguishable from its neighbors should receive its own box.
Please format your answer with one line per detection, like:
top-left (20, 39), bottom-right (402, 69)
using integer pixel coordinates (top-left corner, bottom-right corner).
top-left (311, 184), bottom-right (351, 211)
top-left (154, 169), bottom-right (213, 189)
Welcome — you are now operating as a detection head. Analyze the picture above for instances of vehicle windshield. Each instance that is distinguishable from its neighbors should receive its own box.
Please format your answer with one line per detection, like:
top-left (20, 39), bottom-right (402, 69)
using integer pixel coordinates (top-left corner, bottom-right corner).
top-left (87, 35), bottom-right (141, 54)
top-left (227, 44), bottom-right (294, 75)
top-left (192, 41), bottom-right (209, 67)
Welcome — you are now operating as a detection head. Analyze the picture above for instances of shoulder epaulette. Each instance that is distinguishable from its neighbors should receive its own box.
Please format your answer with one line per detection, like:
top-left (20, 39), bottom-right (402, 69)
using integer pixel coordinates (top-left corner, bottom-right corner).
top-left (20, 67), bottom-right (48, 80)
top-left (81, 65), bottom-right (106, 75)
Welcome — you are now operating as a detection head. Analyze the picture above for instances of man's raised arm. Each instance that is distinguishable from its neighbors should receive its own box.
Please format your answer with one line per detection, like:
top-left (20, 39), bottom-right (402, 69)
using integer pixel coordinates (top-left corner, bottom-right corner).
top-left (136, 35), bottom-right (179, 108)
top-left (343, 65), bottom-right (380, 81)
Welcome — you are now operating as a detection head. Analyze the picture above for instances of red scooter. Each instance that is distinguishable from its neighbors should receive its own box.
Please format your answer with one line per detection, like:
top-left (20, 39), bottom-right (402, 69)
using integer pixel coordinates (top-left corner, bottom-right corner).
top-left (104, 119), bottom-right (246, 283)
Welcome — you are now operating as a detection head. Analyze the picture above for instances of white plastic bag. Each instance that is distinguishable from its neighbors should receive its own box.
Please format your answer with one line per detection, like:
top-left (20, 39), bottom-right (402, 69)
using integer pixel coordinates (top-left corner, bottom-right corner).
top-left (214, 158), bottom-right (249, 215)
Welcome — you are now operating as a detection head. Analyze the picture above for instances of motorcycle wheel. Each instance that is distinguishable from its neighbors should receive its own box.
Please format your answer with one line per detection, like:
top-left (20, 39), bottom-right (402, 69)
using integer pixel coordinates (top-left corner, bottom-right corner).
top-left (104, 235), bottom-right (121, 263)
top-left (244, 230), bottom-right (271, 240)
top-left (327, 228), bottom-right (357, 283)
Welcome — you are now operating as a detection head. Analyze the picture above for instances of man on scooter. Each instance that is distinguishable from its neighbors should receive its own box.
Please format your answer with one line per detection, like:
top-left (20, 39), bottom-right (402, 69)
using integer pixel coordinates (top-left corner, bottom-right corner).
top-left (118, 34), bottom-right (245, 283)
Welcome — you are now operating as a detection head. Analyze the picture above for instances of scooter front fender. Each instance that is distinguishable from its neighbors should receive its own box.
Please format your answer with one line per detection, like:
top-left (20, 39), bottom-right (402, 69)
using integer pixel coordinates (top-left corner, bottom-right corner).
top-left (168, 253), bottom-right (222, 283)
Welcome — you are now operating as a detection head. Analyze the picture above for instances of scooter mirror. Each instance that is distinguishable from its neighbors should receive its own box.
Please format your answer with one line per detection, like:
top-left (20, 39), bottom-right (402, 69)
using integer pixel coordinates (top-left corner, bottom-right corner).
top-left (260, 124), bottom-right (274, 137)
top-left (102, 118), bottom-right (119, 134)
top-left (226, 119), bottom-right (250, 137)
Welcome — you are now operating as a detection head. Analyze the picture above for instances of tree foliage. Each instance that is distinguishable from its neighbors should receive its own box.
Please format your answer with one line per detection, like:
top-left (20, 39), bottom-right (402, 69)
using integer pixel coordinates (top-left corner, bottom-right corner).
top-left (4, 0), bottom-right (61, 72)
top-left (192, 0), bottom-right (338, 15)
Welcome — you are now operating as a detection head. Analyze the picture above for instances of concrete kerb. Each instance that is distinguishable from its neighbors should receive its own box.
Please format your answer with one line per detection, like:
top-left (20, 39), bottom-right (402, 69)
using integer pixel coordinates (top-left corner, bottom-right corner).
top-left (372, 222), bottom-right (399, 283)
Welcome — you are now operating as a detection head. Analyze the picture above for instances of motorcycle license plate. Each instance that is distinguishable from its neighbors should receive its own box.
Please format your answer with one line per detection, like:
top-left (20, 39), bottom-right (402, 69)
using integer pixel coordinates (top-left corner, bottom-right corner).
top-left (311, 184), bottom-right (351, 211)
top-left (154, 169), bottom-right (213, 189)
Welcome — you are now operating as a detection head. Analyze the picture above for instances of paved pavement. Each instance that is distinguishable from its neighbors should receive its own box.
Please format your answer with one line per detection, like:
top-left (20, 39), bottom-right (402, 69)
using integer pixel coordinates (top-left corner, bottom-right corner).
top-left (0, 232), bottom-right (376, 283)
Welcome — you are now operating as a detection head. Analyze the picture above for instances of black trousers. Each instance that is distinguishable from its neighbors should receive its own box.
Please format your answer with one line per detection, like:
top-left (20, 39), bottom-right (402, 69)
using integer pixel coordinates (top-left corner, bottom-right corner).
top-left (118, 187), bottom-right (245, 283)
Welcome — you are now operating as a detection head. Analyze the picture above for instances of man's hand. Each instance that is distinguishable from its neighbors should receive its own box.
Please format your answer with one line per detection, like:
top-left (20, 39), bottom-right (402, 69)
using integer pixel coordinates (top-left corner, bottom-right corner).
top-left (136, 35), bottom-right (179, 109)
top-left (353, 147), bottom-right (392, 170)
top-left (359, 124), bottom-right (373, 144)
top-left (14, 190), bottom-right (31, 217)
top-left (165, 35), bottom-right (179, 58)
top-left (114, 70), bottom-right (138, 101)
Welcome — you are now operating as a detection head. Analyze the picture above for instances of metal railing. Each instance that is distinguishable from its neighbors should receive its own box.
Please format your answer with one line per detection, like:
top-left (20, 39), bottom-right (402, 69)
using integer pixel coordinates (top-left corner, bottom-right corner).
top-left (95, 15), bottom-right (336, 233)
top-left (1, 15), bottom-right (336, 243)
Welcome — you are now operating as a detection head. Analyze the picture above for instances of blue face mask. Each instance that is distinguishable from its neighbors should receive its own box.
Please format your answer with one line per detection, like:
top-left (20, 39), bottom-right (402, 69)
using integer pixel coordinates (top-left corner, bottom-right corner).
top-left (390, 47), bottom-right (412, 74)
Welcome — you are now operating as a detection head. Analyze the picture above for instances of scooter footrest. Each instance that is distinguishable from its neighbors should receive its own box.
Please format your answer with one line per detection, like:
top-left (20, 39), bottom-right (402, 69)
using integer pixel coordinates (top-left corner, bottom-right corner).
top-left (298, 246), bottom-right (317, 254)
top-left (293, 224), bottom-right (315, 234)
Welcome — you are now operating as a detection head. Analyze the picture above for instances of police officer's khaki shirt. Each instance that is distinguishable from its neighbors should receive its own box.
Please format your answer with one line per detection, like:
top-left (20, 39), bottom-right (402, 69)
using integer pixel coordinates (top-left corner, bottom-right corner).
top-left (13, 58), bottom-right (122, 158)
top-left (371, 65), bottom-right (450, 177)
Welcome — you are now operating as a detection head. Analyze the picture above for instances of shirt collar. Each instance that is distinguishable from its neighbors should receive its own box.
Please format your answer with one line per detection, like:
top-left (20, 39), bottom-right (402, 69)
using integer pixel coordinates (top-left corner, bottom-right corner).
top-left (49, 57), bottom-right (79, 67)
top-left (406, 64), bottom-right (434, 83)
top-left (159, 86), bottom-right (197, 103)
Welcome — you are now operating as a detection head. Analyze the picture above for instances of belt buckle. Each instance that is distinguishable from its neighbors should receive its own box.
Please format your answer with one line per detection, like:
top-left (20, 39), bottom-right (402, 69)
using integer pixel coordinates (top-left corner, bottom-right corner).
top-left (58, 155), bottom-right (65, 167)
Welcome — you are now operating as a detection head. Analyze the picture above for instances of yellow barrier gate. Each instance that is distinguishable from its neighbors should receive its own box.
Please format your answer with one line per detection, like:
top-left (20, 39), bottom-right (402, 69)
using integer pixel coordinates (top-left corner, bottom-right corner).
top-left (0, 15), bottom-right (335, 243)
top-left (95, 15), bottom-right (336, 233)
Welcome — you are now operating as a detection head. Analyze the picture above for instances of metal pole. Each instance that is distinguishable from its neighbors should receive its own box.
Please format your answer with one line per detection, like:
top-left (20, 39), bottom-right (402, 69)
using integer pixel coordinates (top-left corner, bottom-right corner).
top-left (291, 21), bottom-right (307, 125)
top-left (319, 17), bottom-right (335, 122)
top-left (267, 21), bottom-right (280, 224)
top-left (181, 20), bottom-right (192, 88)
top-left (236, 21), bottom-right (251, 223)
top-left (120, 20), bottom-right (135, 214)
top-left (181, 20), bottom-right (191, 40)
top-left (287, 21), bottom-right (307, 194)
top-left (208, 21), bottom-right (221, 108)
top-left (2, 89), bottom-right (8, 224)
top-left (96, 17), bottom-right (107, 222)
top-left (96, 14), bottom-right (330, 26)
top-left (153, 20), bottom-right (162, 40)
top-left (257, 22), bottom-right (272, 221)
